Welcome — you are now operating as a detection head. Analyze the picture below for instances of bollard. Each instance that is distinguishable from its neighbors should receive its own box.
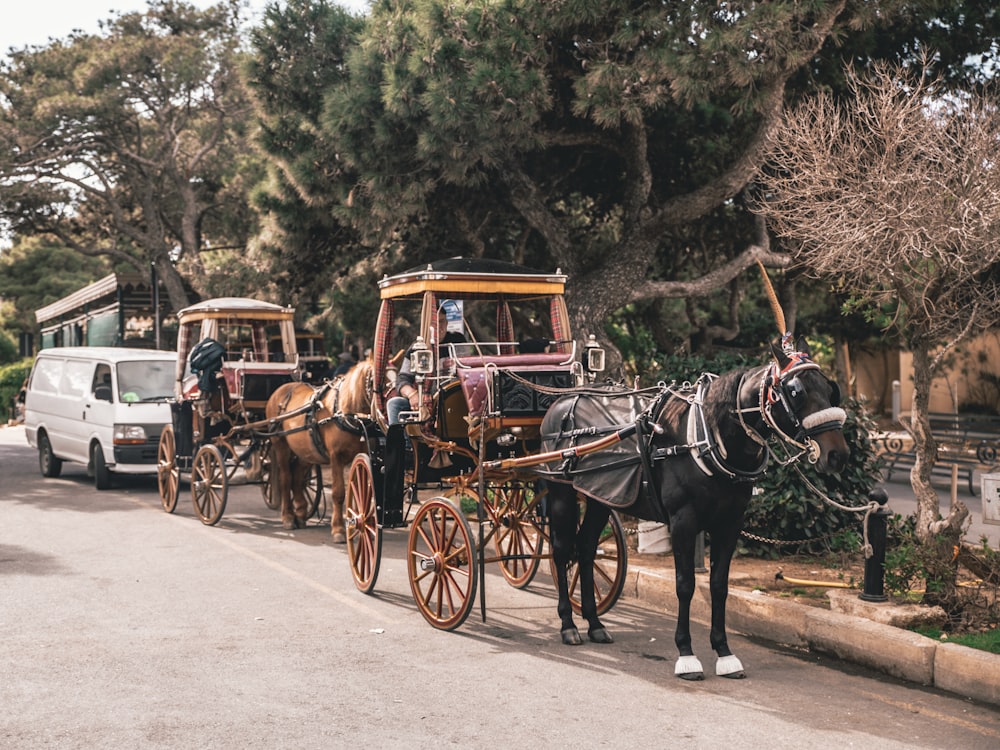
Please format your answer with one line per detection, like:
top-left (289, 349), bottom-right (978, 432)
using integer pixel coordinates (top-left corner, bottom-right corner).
top-left (859, 488), bottom-right (891, 602)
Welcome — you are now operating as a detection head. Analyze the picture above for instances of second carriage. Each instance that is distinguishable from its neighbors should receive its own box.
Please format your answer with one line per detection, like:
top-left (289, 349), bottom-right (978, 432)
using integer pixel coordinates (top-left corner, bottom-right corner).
top-left (342, 258), bottom-right (628, 630)
top-left (156, 297), bottom-right (322, 525)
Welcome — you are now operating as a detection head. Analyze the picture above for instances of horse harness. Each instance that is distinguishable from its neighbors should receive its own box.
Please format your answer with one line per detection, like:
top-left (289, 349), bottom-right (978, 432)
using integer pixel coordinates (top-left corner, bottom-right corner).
top-left (540, 351), bottom-right (847, 519)
top-left (269, 379), bottom-right (367, 463)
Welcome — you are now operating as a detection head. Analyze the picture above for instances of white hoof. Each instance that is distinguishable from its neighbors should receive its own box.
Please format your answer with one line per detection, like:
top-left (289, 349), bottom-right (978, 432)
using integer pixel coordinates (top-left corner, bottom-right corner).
top-left (675, 655), bottom-right (704, 680)
top-left (716, 654), bottom-right (746, 678)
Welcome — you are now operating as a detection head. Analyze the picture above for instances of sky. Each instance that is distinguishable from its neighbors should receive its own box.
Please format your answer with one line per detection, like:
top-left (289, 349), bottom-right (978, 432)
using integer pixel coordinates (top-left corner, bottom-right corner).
top-left (1, 0), bottom-right (370, 59)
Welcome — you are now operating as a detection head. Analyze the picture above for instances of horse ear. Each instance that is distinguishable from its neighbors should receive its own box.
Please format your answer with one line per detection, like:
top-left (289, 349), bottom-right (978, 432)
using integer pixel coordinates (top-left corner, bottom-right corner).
top-left (769, 337), bottom-right (787, 365)
top-left (796, 336), bottom-right (811, 358)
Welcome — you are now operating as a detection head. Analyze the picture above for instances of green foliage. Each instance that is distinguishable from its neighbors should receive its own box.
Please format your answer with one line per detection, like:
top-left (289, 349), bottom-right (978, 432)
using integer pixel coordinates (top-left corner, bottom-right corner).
top-left (0, 1), bottom-right (257, 311)
top-left (245, 0), bottom-right (367, 304)
top-left (912, 625), bottom-right (1000, 654)
top-left (0, 330), bottom-right (17, 365)
top-left (886, 524), bottom-right (1000, 631)
top-left (0, 358), bottom-right (31, 423)
top-left (741, 397), bottom-right (883, 558)
top-left (0, 237), bottom-right (110, 336)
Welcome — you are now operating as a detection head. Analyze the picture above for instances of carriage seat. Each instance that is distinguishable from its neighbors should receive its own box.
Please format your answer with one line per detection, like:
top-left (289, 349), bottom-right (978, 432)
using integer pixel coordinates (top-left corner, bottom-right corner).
top-left (455, 351), bottom-right (574, 420)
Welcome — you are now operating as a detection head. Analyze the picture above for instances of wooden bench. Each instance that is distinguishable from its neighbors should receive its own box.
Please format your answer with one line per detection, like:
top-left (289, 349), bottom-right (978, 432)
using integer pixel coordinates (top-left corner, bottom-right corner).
top-left (881, 412), bottom-right (1000, 494)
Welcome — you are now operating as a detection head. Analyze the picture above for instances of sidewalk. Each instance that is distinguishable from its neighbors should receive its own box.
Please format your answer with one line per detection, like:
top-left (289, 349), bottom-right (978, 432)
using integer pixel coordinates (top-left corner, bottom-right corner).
top-left (623, 471), bottom-right (1000, 708)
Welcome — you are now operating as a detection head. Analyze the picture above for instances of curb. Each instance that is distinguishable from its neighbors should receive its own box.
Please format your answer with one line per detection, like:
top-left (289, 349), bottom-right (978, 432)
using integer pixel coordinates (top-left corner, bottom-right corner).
top-left (624, 564), bottom-right (1000, 707)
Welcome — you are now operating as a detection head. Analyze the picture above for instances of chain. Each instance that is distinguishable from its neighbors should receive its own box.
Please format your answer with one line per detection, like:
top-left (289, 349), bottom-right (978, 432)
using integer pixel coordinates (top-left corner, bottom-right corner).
top-left (739, 528), bottom-right (843, 546)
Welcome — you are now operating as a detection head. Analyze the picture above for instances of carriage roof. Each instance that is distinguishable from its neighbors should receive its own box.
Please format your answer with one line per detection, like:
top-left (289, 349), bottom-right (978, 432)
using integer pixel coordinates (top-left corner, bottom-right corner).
top-left (378, 258), bottom-right (566, 301)
top-left (177, 297), bottom-right (295, 323)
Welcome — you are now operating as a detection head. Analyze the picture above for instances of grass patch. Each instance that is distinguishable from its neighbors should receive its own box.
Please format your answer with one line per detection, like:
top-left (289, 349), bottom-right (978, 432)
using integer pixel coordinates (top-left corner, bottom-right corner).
top-left (913, 625), bottom-right (1000, 654)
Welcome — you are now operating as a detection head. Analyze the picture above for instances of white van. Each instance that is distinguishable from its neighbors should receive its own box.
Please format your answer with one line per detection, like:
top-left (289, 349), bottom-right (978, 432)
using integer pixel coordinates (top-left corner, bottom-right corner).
top-left (24, 347), bottom-right (177, 489)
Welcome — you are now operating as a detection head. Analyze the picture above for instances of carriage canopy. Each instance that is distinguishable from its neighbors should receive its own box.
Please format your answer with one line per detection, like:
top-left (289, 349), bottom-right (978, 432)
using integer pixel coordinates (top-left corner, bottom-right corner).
top-left (372, 258), bottom-right (573, 415)
top-left (173, 297), bottom-right (298, 401)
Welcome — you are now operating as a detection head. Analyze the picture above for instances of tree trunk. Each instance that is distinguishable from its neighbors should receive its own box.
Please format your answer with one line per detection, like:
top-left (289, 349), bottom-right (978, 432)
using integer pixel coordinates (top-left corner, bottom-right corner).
top-left (909, 344), bottom-right (969, 542)
top-left (909, 344), bottom-right (967, 609)
top-left (153, 256), bottom-right (195, 314)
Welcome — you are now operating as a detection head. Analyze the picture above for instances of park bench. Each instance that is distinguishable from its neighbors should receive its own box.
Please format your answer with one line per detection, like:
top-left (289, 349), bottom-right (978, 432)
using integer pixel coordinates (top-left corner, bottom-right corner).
top-left (881, 412), bottom-right (1000, 495)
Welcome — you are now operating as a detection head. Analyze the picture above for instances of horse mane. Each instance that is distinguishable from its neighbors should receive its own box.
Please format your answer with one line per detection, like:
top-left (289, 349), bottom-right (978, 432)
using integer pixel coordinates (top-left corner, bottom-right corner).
top-left (703, 368), bottom-right (746, 428)
top-left (335, 359), bottom-right (374, 414)
top-left (659, 367), bottom-right (747, 433)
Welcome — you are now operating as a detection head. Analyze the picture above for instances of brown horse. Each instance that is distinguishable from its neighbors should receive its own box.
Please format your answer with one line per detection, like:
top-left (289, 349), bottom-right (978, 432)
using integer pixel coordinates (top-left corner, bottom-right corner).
top-left (265, 360), bottom-right (374, 541)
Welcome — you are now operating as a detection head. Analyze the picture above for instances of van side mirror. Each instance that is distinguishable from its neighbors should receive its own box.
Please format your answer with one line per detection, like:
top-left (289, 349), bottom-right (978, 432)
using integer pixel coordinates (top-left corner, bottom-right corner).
top-left (94, 385), bottom-right (113, 402)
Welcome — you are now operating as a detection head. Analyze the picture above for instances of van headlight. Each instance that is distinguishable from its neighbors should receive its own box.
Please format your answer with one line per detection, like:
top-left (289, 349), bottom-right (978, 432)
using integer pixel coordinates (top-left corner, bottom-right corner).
top-left (114, 425), bottom-right (148, 445)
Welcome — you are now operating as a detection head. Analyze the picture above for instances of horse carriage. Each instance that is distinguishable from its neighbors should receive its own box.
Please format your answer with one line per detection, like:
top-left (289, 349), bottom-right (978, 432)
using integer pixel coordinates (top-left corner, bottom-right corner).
top-left (264, 257), bottom-right (850, 679)
top-left (155, 297), bottom-right (322, 525)
top-left (327, 257), bottom-right (629, 631)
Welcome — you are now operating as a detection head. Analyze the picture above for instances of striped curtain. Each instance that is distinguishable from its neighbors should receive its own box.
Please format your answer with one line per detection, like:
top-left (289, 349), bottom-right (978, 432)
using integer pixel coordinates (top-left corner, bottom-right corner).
top-left (420, 291), bottom-right (437, 344)
top-left (372, 299), bottom-right (395, 414)
top-left (550, 296), bottom-right (571, 353)
top-left (174, 322), bottom-right (194, 398)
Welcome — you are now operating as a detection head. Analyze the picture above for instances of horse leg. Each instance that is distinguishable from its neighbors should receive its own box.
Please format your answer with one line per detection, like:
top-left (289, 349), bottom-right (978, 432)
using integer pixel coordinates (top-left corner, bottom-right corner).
top-left (548, 483), bottom-right (584, 645)
top-left (707, 524), bottom-right (746, 679)
top-left (326, 458), bottom-right (346, 544)
top-left (670, 509), bottom-right (704, 680)
top-left (271, 437), bottom-right (298, 530)
top-left (289, 458), bottom-right (312, 528)
top-left (574, 500), bottom-right (614, 644)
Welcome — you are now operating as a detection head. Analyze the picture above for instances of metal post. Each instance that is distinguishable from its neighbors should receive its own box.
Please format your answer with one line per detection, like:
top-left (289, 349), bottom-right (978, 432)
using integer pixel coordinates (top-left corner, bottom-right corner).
top-left (151, 264), bottom-right (161, 351)
top-left (891, 380), bottom-right (901, 424)
top-left (860, 488), bottom-right (890, 602)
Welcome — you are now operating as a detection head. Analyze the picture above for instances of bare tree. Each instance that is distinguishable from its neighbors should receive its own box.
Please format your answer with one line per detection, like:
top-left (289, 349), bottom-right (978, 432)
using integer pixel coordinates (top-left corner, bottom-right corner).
top-left (753, 58), bottom-right (1000, 549)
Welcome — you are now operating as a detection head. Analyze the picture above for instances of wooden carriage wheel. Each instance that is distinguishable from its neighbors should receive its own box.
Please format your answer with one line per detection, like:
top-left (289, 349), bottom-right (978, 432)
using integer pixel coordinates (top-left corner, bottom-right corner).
top-left (157, 426), bottom-right (180, 513)
top-left (303, 464), bottom-right (325, 520)
top-left (548, 497), bottom-right (628, 616)
top-left (489, 480), bottom-right (546, 589)
top-left (407, 497), bottom-right (477, 631)
top-left (345, 454), bottom-right (382, 593)
top-left (260, 449), bottom-right (324, 520)
top-left (191, 444), bottom-right (228, 526)
top-left (259, 441), bottom-right (280, 510)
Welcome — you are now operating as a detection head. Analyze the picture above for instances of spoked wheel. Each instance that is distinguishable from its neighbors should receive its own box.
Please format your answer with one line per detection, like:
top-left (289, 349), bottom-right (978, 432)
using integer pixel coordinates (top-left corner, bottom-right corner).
top-left (191, 444), bottom-right (228, 526)
top-left (548, 499), bottom-right (628, 616)
top-left (407, 497), bottom-right (477, 631)
top-left (157, 426), bottom-right (180, 513)
top-left (259, 442), bottom-right (280, 510)
top-left (345, 454), bottom-right (381, 593)
top-left (303, 464), bottom-right (325, 520)
top-left (489, 480), bottom-right (546, 589)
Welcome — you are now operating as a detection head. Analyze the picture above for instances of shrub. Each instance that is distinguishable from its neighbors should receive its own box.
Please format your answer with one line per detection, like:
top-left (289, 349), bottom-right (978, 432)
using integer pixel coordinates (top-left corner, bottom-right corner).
top-left (0, 358), bottom-right (33, 423)
top-left (740, 397), bottom-right (884, 558)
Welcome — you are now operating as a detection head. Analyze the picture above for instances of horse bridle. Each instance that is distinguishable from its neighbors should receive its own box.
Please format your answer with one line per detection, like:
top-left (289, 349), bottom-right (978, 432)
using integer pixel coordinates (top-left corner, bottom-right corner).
top-left (740, 351), bottom-right (847, 463)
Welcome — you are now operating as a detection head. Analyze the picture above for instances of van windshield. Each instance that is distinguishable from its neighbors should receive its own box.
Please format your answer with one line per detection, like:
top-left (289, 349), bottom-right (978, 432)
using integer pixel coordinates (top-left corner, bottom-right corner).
top-left (117, 361), bottom-right (175, 403)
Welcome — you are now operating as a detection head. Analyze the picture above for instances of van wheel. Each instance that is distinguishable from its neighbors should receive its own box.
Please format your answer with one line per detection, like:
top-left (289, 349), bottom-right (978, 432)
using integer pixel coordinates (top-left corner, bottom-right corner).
top-left (39, 433), bottom-right (62, 478)
top-left (92, 443), bottom-right (112, 490)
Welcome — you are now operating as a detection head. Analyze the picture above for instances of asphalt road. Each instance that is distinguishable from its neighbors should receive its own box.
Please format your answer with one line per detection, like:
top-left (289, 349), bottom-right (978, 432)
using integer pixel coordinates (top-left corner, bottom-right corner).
top-left (2, 424), bottom-right (999, 749)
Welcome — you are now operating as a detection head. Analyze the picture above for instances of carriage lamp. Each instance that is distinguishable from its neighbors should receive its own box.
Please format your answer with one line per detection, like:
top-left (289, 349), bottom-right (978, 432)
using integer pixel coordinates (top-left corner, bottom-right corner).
top-left (410, 336), bottom-right (434, 376)
top-left (585, 335), bottom-right (606, 374)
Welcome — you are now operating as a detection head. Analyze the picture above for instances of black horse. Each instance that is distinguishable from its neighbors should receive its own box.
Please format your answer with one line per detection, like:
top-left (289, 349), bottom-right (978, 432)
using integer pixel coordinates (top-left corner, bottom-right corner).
top-left (540, 338), bottom-right (849, 680)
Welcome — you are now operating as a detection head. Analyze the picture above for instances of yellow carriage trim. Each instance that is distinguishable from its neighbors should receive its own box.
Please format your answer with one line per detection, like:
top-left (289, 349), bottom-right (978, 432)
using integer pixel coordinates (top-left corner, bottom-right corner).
top-left (378, 262), bottom-right (566, 300)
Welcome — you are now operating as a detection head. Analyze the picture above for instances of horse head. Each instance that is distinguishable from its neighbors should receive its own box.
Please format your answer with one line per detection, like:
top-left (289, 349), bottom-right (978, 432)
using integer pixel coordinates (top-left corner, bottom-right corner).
top-left (763, 337), bottom-right (849, 474)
